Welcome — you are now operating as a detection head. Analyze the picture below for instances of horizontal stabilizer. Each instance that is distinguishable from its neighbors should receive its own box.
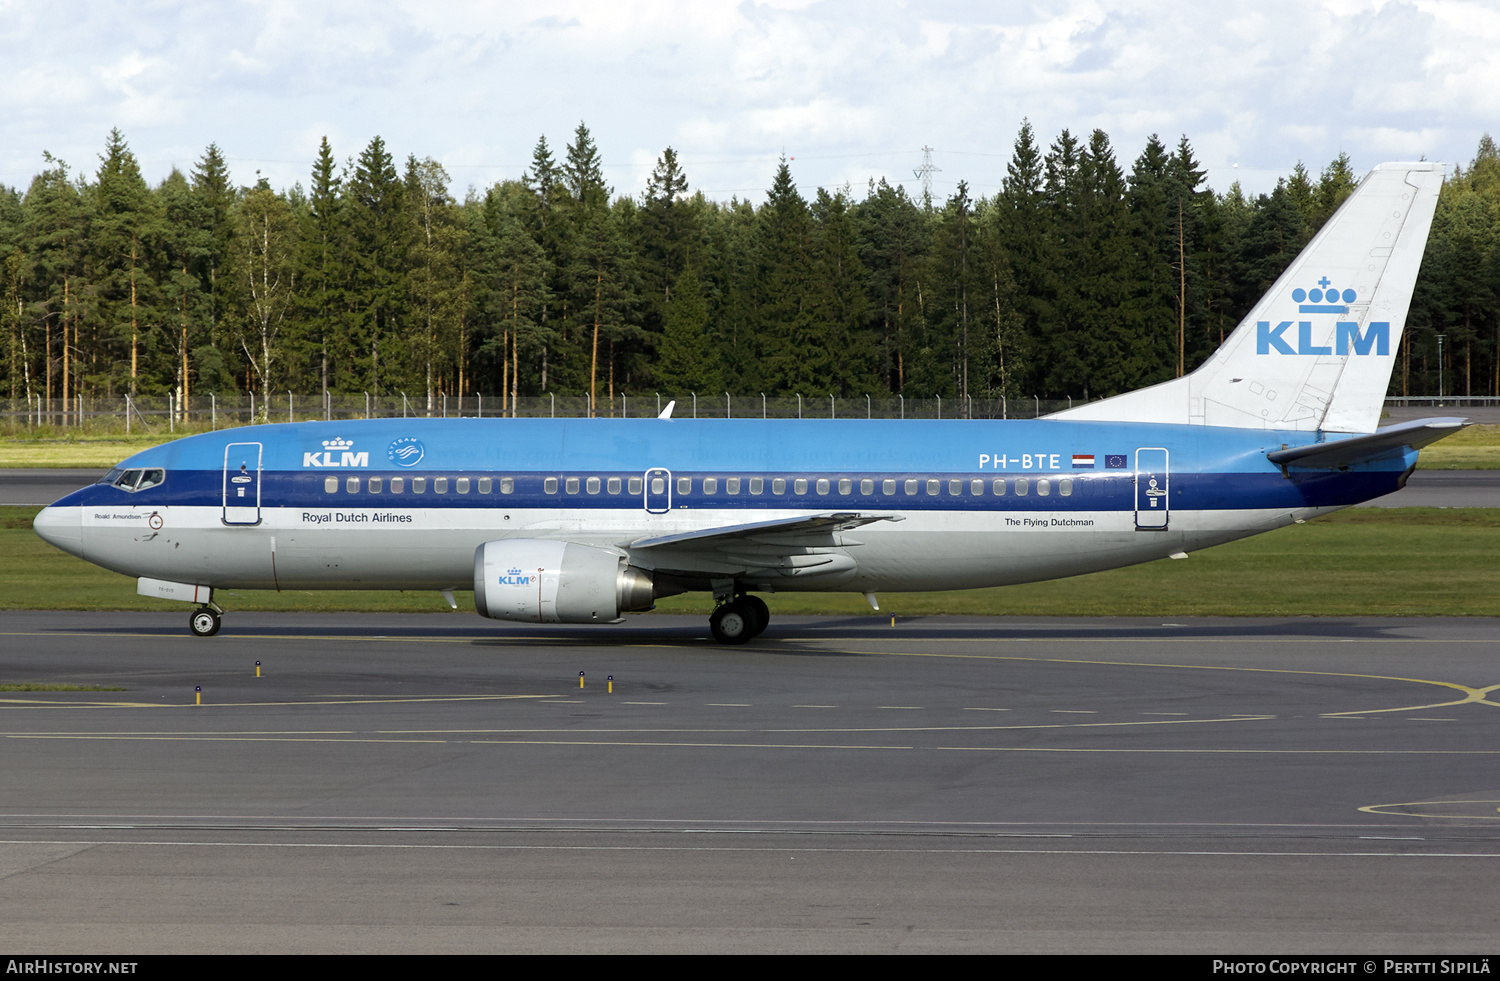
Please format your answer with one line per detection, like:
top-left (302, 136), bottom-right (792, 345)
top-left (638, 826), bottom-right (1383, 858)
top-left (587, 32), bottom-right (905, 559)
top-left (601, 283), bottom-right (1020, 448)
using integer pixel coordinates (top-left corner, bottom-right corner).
top-left (1267, 417), bottom-right (1467, 469)
top-left (631, 512), bottom-right (902, 550)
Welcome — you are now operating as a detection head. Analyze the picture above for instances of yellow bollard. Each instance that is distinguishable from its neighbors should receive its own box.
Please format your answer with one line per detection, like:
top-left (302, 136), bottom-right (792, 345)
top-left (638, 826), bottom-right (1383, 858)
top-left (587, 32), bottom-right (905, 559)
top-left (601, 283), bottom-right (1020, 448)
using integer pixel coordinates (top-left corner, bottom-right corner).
top-left (255, 660), bottom-right (261, 678)
top-left (578, 671), bottom-right (585, 689)
top-left (195, 686), bottom-right (201, 706)
top-left (891, 615), bottom-right (895, 627)
top-left (607, 675), bottom-right (614, 694)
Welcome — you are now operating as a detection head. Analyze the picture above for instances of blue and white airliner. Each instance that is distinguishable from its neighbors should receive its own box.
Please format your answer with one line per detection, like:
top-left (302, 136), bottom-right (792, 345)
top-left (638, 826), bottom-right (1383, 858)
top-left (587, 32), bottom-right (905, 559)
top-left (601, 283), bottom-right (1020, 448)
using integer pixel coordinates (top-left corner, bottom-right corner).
top-left (33, 162), bottom-right (1462, 643)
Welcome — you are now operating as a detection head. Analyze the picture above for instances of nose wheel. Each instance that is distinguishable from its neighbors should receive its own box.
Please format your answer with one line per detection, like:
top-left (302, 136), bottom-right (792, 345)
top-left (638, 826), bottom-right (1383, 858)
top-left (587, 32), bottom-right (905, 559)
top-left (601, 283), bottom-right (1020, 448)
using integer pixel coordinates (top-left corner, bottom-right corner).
top-left (189, 606), bottom-right (222, 637)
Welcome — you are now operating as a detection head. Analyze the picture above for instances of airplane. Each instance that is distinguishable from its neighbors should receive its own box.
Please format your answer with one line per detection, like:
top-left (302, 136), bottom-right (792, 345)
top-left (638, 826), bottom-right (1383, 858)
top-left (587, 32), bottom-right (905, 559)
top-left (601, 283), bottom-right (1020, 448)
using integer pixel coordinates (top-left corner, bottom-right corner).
top-left (33, 161), bottom-right (1462, 644)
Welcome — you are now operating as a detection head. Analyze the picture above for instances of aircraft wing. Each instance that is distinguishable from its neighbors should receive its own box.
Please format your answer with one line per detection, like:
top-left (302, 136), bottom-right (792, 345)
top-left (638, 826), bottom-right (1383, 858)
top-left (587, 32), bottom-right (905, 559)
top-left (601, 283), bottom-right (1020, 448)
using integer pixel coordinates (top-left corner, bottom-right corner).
top-left (1267, 417), bottom-right (1467, 469)
top-left (630, 512), bottom-right (903, 549)
top-left (627, 512), bottom-right (904, 581)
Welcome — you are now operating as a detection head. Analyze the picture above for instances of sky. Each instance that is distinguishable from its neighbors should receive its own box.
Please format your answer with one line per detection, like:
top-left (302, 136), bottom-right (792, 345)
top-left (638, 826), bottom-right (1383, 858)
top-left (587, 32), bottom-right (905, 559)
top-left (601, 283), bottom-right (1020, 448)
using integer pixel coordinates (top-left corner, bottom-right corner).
top-left (1, 0), bottom-right (1495, 205)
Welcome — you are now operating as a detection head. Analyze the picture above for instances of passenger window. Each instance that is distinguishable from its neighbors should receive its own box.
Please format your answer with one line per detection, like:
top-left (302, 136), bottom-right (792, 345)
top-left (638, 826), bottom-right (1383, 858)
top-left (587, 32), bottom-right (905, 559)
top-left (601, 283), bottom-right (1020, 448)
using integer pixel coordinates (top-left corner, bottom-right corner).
top-left (628, 477), bottom-right (643, 495)
top-left (650, 477), bottom-right (665, 495)
top-left (883, 479), bottom-right (896, 495)
top-left (926, 479), bottom-right (940, 496)
top-left (607, 477), bottom-right (621, 494)
top-left (565, 477), bottom-right (579, 494)
top-left (369, 477), bottom-right (383, 494)
top-left (948, 479), bottom-right (962, 496)
top-left (413, 477), bottom-right (426, 494)
top-left (586, 476), bottom-right (600, 494)
top-left (1060, 477), bottom-right (1073, 497)
top-left (346, 476), bottom-right (360, 493)
top-left (391, 477), bottom-right (404, 493)
top-left (992, 479), bottom-right (1006, 496)
top-left (324, 477), bottom-right (338, 494)
top-left (838, 478), bottom-right (851, 494)
top-left (793, 478), bottom-right (807, 494)
top-left (903, 479), bottom-right (917, 495)
top-left (677, 477), bottom-right (691, 495)
top-left (500, 477), bottom-right (513, 494)
top-left (1037, 478), bottom-right (1050, 497)
top-left (456, 477), bottom-right (470, 494)
top-left (543, 477), bottom-right (557, 494)
top-left (971, 479), bottom-right (985, 496)
top-left (434, 477), bottom-right (449, 494)
top-left (726, 477), bottom-right (741, 495)
top-left (817, 478), bottom-right (830, 494)
top-left (703, 477), bottom-right (717, 495)
top-left (860, 479), bottom-right (873, 495)
top-left (478, 477), bottom-right (492, 494)
top-left (749, 478), bottom-right (764, 495)
top-left (771, 478), bottom-right (786, 494)
top-left (1015, 478), bottom-right (1029, 496)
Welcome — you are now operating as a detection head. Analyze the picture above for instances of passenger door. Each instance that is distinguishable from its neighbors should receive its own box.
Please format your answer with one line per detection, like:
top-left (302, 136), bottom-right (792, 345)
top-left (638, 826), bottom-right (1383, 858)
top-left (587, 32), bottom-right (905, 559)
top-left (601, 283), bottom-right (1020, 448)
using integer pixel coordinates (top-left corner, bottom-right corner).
top-left (1134, 448), bottom-right (1169, 530)
top-left (223, 442), bottom-right (263, 526)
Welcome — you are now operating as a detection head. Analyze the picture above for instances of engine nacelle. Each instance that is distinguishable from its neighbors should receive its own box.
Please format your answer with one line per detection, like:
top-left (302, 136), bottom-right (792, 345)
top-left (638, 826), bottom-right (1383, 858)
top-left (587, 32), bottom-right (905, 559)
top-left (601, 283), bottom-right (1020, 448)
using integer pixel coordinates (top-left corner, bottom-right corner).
top-left (473, 539), bottom-right (655, 623)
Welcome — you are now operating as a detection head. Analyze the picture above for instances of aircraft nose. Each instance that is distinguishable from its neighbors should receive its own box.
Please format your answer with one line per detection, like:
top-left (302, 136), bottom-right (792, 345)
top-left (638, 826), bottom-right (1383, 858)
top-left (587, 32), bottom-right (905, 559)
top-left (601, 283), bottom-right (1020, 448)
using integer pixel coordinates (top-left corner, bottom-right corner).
top-left (33, 504), bottom-right (83, 558)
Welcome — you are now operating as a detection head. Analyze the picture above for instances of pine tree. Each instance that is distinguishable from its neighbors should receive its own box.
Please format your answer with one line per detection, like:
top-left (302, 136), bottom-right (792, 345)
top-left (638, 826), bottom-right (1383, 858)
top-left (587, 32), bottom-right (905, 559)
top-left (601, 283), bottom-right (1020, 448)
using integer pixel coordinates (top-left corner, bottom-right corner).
top-left (94, 129), bottom-right (162, 396)
top-left (343, 136), bottom-right (407, 396)
top-left (655, 267), bottom-right (721, 394)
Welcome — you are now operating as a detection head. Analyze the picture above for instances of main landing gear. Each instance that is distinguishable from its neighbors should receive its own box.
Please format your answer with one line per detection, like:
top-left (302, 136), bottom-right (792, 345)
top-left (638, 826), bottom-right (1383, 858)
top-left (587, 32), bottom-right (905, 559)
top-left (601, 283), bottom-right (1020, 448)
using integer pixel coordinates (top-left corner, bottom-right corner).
top-left (709, 593), bottom-right (770, 645)
top-left (189, 604), bottom-right (223, 637)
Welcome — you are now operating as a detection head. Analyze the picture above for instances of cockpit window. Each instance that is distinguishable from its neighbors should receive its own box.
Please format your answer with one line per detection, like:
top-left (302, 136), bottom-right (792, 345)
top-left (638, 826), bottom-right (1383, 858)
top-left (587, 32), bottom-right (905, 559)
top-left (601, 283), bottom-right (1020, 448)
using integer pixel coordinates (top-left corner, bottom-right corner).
top-left (100, 467), bottom-right (124, 485)
top-left (112, 468), bottom-right (165, 492)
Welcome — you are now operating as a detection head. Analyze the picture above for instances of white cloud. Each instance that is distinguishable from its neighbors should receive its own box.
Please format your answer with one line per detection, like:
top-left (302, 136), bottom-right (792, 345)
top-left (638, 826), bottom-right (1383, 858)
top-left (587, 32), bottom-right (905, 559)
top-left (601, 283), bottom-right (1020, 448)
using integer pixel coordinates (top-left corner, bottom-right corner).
top-left (0, 0), bottom-right (1493, 201)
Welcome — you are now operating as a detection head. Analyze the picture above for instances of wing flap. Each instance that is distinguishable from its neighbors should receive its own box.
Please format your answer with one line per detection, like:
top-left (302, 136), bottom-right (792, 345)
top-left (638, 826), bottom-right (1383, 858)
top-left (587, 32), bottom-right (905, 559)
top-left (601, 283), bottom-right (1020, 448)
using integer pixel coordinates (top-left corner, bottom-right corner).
top-left (629, 512), bottom-right (902, 550)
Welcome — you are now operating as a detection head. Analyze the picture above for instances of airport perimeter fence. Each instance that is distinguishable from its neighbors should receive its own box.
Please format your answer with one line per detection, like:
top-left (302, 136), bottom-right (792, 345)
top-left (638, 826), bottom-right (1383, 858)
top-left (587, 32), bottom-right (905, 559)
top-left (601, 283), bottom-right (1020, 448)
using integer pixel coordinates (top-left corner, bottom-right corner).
top-left (6, 392), bottom-right (1492, 436)
top-left (1, 392), bottom-right (1098, 435)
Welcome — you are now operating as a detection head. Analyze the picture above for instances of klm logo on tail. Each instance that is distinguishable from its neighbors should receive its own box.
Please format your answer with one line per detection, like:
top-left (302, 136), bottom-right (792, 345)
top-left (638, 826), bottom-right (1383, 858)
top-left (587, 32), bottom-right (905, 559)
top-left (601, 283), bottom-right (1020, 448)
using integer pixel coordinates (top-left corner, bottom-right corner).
top-left (1257, 277), bottom-right (1389, 357)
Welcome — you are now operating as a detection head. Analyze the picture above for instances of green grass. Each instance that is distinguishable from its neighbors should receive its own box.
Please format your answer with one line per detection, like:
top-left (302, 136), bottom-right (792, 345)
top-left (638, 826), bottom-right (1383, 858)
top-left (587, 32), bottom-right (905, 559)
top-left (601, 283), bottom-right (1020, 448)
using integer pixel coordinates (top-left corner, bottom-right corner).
top-left (1412, 424), bottom-right (1500, 469)
top-left (5, 506), bottom-right (1498, 618)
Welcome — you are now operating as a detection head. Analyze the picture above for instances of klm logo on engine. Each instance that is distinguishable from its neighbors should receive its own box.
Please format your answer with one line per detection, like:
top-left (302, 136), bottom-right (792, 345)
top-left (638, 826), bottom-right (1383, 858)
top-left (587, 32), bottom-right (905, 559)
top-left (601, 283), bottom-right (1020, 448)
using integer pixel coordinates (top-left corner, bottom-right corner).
top-left (497, 567), bottom-right (535, 587)
top-left (302, 437), bottom-right (369, 468)
top-left (1257, 278), bottom-right (1389, 357)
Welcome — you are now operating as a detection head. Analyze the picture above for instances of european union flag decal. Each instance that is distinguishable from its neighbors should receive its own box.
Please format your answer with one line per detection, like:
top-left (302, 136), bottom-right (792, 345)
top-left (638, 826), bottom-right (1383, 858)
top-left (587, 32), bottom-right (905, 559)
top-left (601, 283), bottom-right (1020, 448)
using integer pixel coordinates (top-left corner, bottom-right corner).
top-left (1105, 454), bottom-right (1127, 469)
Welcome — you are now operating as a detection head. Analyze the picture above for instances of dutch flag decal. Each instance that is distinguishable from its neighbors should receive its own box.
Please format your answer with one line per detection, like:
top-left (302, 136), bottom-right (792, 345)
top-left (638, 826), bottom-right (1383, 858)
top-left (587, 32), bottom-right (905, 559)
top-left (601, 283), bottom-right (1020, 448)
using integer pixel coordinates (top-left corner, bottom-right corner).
top-left (1072, 454), bottom-right (1095, 469)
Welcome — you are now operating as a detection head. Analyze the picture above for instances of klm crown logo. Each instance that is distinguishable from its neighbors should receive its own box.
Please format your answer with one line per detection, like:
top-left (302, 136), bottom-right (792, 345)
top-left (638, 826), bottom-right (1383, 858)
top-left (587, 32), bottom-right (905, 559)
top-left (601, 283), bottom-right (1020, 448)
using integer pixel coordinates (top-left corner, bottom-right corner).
top-left (1257, 276), bottom-right (1388, 357)
top-left (322, 437), bottom-right (354, 450)
top-left (1292, 276), bottom-right (1356, 313)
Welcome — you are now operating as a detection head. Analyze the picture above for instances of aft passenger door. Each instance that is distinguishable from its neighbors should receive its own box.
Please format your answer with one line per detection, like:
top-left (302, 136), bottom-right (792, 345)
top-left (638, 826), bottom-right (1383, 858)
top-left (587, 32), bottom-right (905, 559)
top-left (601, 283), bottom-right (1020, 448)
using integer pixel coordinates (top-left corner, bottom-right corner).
top-left (1134, 447), bottom-right (1169, 530)
top-left (223, 442), bottom-right (263, 526)
top-left (644, 468), bottom-right (672, 514)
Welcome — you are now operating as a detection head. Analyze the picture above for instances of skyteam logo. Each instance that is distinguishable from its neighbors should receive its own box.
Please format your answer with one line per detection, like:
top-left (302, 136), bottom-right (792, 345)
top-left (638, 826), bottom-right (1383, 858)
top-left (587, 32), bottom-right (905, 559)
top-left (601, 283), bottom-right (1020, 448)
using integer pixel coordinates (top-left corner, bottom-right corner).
top-left (387, 437), bottom-right (426, 468)
top-left (302, 437), bottom-right (369, 468)
top-left (1258, 276), bottom-right (1389, 357)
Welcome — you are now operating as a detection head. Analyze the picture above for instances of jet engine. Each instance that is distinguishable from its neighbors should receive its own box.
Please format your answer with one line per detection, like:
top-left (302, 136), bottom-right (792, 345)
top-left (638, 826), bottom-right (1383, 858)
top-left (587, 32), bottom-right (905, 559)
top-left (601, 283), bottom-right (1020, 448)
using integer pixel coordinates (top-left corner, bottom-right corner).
top-left (473, 539), bottom-right (655, 623)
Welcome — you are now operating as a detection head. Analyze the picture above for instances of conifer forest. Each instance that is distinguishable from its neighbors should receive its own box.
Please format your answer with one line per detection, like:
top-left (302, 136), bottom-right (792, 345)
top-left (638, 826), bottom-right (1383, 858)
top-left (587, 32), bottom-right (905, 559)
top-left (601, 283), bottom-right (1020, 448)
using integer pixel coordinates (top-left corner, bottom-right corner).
top-left (3, 122), bottom-right (1498, 420)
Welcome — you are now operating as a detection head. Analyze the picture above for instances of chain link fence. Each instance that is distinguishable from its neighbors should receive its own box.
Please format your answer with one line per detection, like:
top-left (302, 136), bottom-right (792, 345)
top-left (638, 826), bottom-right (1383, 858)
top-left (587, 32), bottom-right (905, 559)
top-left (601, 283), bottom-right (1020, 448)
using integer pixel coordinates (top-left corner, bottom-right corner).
top-left (2, 392), bottom-right (1098, 435)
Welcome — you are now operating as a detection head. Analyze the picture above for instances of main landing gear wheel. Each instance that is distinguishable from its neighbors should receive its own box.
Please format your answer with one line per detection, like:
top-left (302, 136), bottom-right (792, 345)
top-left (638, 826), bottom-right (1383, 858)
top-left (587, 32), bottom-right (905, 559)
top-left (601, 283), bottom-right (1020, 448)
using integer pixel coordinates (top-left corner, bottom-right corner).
top-left (189, 606), bottom-right (221, 637)
top-left (740, 594), bottom-right (769, 638)
top-left (710, 601), bottom-right (755, 645)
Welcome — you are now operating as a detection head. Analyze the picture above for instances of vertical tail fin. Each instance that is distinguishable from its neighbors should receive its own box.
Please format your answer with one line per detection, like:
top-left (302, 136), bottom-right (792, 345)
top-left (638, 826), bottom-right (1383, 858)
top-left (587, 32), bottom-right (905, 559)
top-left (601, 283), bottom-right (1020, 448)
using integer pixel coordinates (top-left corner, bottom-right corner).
top-left (1055, 162), bottom-right (1444, 433)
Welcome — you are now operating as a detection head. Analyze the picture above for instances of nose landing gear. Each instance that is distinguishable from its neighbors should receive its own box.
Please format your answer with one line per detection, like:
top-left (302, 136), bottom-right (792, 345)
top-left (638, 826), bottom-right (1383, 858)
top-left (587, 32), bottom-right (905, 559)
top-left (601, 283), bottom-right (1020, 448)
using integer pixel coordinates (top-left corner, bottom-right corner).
top-left (189, 605), bottom-right (223, 637)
